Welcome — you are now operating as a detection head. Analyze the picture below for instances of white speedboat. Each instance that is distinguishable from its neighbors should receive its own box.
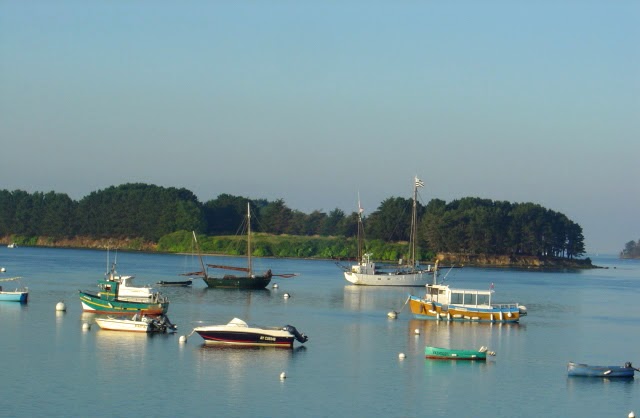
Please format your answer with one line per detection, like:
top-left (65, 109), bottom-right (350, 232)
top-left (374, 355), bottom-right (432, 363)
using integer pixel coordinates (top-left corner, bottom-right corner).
top-left (192, 318), bottom-right (308, 348)
top-left (95, 314), bottom-right (177, 333)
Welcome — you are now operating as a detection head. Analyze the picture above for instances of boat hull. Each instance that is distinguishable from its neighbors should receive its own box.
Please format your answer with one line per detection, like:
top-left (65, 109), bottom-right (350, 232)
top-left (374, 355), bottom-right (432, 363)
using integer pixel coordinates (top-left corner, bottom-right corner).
top-left (0, 291), bottom-right (28, 303)
top-left (193, 318), bottom-right (306, 348)
top-left (343, 271), bottom-right (431, 287)
top-left (425, 346), bottom-right (487, 360)
top-left (408, 295), bottom-right (523, 323)
top-left (79, 290), bottom-right (169, 315)
top-left (156, 280), bottom-right (192, 287)
top-left (203, 275), bottom-right (271, 289)
top-left (195, 329), bottom-right (295, 348)
top-left (95, 318), bottom-right (154, 332)
top-left (567, 362), bottom-right (636, 378)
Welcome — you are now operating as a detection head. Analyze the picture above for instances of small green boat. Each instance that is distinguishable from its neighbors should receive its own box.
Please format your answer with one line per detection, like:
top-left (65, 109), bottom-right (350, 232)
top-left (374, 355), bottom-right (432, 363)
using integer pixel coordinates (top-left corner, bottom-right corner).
top-left (425, 345), bottom-right (495, 360)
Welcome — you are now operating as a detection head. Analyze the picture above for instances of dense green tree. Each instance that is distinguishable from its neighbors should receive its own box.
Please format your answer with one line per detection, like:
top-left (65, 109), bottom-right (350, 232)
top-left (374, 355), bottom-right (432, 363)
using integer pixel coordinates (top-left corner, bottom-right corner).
top-left (76, 183), bottom-right (204, 240)
top-left (259, 199), bottom-right (293, 235)
top-left (320, 208), bottom-right (346, 236)
top-left (366, 197), bottom-right (415, 241)
top-left (204, 194), bottom-right (251, 235)
top-left (0, 184), bottom-right (588, 260)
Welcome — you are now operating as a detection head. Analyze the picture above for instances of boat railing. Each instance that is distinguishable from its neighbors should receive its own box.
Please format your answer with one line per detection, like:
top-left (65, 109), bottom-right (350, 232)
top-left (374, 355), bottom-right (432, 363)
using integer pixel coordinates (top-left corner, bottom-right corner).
top-left (118, 293), bottom-right (169, 304)
top-left (492, 303), bottom-right (521, 309)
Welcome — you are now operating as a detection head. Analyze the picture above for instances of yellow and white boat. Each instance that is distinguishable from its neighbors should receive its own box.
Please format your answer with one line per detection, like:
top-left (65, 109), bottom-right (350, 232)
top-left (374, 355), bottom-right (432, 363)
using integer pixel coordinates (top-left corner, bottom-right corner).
top-left (408, 261), bottom-right (527, 323)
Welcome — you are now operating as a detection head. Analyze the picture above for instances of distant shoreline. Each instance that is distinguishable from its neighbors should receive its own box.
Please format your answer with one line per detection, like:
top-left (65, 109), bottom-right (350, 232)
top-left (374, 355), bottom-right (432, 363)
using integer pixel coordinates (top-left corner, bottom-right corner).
top-left (2, 236), bottom-right (599, 270)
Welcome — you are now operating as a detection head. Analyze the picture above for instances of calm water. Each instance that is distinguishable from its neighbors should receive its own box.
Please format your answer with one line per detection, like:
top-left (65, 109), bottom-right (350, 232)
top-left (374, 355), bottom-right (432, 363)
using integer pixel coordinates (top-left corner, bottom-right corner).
top-left (1, 247), bottom-right (639, 417)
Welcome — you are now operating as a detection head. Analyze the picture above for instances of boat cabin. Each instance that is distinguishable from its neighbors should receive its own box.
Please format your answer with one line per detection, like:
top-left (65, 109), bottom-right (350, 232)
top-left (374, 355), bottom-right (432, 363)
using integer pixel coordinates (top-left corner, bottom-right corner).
top-left (424, 284), bottom-right (493, 308)
top-left (351, 253), bottom-right (376, 275)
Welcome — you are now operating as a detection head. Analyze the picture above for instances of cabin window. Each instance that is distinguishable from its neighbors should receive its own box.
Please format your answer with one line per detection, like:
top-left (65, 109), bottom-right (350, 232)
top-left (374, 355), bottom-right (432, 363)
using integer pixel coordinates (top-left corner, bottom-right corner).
top-left (464, 293), bottom-right (475, 305)
top-left (450, 292), bottom-right (463, 304)
top-left (477, 294), bottom-right (490, 305)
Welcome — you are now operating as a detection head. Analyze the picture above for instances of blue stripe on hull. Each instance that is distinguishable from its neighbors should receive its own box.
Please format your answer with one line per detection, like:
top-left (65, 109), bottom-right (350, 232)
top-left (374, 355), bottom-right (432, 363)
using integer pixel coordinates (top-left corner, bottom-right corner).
top-left (411, 313), bottom-right (520, 323)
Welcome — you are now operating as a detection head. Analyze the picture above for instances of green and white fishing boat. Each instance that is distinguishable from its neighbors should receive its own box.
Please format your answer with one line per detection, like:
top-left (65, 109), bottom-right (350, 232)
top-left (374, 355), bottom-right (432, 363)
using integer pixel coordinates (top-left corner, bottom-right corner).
top-left (79, 257), bottom-right (169, 315)
top-left (425, 345), bottom-right (495, 360)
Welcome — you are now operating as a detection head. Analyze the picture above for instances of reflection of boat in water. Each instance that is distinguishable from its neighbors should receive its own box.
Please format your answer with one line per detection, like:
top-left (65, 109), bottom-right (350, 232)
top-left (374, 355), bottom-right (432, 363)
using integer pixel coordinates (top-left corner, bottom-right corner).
top-left (343, 285), bottom-right (409, 312)
top-left (567, 361), bottom-right (638, 378)
top-left (408, 261), bottom-right (527, 323)
top-left (192, 317), bottom-right (308, 348)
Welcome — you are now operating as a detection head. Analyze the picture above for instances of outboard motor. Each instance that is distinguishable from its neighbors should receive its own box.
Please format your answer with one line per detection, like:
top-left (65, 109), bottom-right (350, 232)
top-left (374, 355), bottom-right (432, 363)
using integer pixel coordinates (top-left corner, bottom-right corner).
top-left (282, 325), bottom-right (308, 344)
top-left (161, 314), bottom-right (178, 332)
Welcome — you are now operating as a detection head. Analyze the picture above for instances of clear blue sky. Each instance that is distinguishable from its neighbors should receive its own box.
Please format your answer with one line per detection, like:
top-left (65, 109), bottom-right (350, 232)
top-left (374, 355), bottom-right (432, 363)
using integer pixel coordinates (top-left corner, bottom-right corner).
top-left (1, 1), bottom-right (638, 254)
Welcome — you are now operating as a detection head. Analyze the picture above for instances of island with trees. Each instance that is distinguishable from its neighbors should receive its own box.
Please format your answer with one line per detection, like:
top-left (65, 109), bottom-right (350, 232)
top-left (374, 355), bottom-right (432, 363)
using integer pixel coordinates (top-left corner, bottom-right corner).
top-left (0, 183), bottom-right (592, 268)
top-left (620, 240), bottom-right (640, 259)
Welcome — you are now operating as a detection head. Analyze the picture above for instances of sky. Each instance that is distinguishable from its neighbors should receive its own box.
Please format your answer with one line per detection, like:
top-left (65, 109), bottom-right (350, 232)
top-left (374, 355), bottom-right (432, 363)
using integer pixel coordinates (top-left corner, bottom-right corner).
top-left (1, 1), bottom-right (638, 254)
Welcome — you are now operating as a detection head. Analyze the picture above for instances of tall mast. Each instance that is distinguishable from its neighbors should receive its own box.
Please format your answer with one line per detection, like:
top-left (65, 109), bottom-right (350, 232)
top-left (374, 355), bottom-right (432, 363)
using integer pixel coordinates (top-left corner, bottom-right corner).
top-left (411, 176), bottom-right (425, 269)
top-left (192, 231), bottom-right (208, 279)
top-left (357, 192), bottom-right (364, 262)
top-left (247, 202), bottom-right (252, 276)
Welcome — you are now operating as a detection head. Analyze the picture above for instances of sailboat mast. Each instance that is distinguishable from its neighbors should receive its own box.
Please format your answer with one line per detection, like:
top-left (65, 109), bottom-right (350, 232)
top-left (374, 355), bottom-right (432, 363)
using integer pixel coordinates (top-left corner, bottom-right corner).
top-left (411, 176), bottom-right (425, 269)
top-left (357, 193), bottom-right (363, 262)
top-left (247, 202), bottom-right (252, 276)
top-left (193, 231), bottom-right (208, 279)
top-left (411, 180), bottom-right (418, 268)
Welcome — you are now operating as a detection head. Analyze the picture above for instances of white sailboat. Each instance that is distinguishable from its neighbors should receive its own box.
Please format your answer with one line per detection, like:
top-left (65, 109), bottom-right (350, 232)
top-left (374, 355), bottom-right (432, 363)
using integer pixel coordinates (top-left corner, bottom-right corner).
top-left (342, 176), bottom-right (434, 286)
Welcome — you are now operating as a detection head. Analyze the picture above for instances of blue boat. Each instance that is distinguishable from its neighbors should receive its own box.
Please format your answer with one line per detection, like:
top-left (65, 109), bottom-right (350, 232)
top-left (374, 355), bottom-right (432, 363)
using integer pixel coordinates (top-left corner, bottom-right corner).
top-left (0, 277), bottom-right (28, 303)
top-left (567, 361), bottom-right (638, 378)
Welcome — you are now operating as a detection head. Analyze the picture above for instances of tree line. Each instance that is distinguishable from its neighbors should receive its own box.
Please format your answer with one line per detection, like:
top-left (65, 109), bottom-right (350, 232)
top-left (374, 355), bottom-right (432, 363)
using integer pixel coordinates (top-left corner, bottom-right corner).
top-left (621, 240), bottom-right (640, 258)
top-left (0, 183), bottom-right (586, 259)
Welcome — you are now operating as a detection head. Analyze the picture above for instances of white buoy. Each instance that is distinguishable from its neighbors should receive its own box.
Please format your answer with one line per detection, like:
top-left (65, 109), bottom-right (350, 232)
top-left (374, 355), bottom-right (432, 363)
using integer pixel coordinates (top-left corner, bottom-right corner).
top-left (280, 372), bottom-right (287, 380)
top-left (414, 328), bottom-right (420, 335)
top-left (283, 293), bottom-right (290, 299)
top-left (629, 412), bottom-right (635, 418)
top-left (179, 335), bottom-right (187, 343)
top-left (398, 353), bottom-right (406, 359)
top-left (387, 310), bottom-right (397, 319)
top-left (82, 322), bottom-right (91, 331)
top-left (273, 283), bottom-right (279, 289)
top-left (55, 301), bottom-right (66, 312)
top-left (0, 267), bottom-right (5, 272)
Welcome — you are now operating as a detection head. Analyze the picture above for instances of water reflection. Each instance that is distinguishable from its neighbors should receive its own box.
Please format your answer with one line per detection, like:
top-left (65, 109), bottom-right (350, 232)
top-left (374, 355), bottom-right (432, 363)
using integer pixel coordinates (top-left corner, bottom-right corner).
top-left (194, 344), bottom-right (304, 391)
top-left (94, 331), bottom-right (151, 366)
top-left (566, 374), bottom-right (636, 399)
top-left (342, 285), bottom-right (414, 312)
top-left (424, 357), bottom-right (494, 375)
top-left (407, 318), bottom-right (524, 358)
top-left (0, 302), bottom-right (28, 316)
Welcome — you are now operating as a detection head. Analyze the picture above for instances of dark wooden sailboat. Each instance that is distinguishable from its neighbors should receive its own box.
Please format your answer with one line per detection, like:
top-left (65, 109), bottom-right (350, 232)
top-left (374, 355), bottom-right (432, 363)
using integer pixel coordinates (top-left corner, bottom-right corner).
top-left (188, 203), bottom-right (296, 289)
